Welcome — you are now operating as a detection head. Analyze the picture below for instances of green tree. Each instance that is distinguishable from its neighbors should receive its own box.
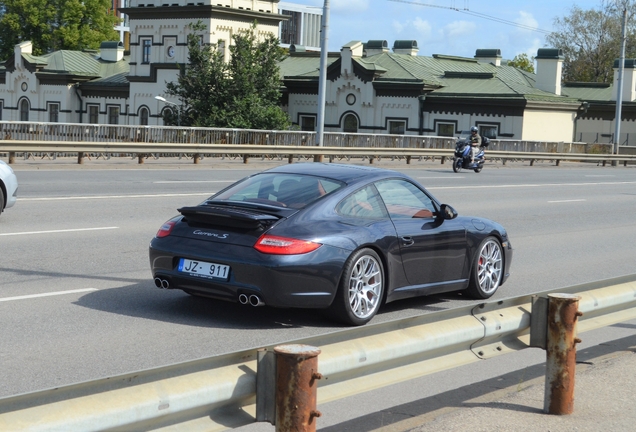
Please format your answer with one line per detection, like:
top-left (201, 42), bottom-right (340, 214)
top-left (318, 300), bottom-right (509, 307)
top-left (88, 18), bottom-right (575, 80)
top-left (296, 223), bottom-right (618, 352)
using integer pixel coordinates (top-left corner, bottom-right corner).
top-left (507, 53), bottom-right (535, 73)
top-left (546, 0), bottom-right (636, 83)
top-left (0, 0), bottom-right (120, 60)
top-left (165, 21), bottom-right (290, 130)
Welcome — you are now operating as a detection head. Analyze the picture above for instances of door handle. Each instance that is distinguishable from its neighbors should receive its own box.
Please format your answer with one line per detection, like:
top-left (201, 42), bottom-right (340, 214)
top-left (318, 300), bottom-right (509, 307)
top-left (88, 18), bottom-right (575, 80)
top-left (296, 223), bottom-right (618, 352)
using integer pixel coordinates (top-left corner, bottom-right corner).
top-left (400, 236), bottom-right (414, 247)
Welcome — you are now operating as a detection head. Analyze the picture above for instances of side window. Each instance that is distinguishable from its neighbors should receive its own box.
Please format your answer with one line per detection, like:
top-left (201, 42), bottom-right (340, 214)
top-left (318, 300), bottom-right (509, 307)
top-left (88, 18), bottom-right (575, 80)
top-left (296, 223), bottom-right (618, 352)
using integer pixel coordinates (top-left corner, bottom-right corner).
top-left (437, 122), bottom-right (455, 137)
top-left (142, 38), bottom-right (152, 64)
top-left (48, 103), bottom-right (60, 122)
top-left (336, 185), bottom-right (388, 219)
top-left (88, 105), bottom-right (99, 124)
top-left (388, 120), bottom-right (405, 135)
top-left (300, 115), bottom-right (316, 131)
top-left (108, 106), bottom-right (120, 125)
top-left (478, 125), bottom-right (498, 139)
top-left (375, 179), bottom-right (436, 219)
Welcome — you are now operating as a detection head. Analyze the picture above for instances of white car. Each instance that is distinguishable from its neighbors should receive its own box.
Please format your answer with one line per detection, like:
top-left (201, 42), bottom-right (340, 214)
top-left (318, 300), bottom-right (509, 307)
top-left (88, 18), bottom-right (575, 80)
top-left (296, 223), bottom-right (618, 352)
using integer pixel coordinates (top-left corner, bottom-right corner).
top-left (0, 159), bottom-right (18, 216)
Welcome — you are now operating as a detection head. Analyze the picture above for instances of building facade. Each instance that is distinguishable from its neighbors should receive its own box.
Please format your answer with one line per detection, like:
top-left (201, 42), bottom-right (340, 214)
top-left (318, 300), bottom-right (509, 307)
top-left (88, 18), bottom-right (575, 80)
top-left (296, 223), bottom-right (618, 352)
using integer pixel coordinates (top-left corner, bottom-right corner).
top-left (1, 0), bottom-right (636, 144)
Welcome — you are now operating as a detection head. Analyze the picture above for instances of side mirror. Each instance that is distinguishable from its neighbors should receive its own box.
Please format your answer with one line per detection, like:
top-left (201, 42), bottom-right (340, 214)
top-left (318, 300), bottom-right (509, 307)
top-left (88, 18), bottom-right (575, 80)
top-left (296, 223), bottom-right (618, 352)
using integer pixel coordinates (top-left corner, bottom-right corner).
top-left (439, 204), bottom-right (458, 220)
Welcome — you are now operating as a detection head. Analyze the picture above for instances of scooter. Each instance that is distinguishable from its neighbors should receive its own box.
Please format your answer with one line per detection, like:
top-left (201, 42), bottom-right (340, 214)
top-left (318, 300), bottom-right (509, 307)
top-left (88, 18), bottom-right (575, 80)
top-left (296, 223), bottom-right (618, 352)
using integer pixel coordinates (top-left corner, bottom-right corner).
top-left (452, 135), bottom-right (489, 173)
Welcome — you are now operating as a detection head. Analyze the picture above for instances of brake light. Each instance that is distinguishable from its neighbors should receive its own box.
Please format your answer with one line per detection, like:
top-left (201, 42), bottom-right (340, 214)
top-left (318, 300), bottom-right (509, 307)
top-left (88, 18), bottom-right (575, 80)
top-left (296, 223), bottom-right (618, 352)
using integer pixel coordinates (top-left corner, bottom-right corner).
top-left (254, 234), bottom-right (322, 255)
top-left (156, 221), bottom-right (176, 238)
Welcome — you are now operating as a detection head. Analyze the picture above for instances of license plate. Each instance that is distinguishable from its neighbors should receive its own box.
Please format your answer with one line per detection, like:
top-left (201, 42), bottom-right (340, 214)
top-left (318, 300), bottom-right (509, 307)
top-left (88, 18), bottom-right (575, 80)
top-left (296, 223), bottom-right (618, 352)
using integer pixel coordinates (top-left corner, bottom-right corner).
top-left (178, 258), bottom-right (230, 281)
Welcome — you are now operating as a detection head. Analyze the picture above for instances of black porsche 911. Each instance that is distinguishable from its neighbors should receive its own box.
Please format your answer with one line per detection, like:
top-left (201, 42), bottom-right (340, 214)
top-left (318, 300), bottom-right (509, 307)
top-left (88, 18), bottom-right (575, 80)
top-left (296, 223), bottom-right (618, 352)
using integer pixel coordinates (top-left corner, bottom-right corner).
top-left (149, 163), bottom-right (512, 326)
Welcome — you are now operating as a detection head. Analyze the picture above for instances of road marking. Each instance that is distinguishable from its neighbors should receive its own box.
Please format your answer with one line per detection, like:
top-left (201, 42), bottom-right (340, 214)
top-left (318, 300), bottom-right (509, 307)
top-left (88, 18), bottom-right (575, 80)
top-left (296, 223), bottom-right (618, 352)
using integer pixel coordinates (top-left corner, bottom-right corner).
top-left (20, 193), bottom-right (211, 202)
top-left (548, 199), bottom-right (587, 203)
top-left (417, 176), bottom-right (465, 179)
top-left (0, 288), bottom-right (98, 302)
top-left (585, 175), bottom-right (616, 177)
top-left (428, 181), bottom-right (636, 190)
top-left (0, 227), bottom-right (118, 236)
top-left (153, 180), bottom-right (234, 184)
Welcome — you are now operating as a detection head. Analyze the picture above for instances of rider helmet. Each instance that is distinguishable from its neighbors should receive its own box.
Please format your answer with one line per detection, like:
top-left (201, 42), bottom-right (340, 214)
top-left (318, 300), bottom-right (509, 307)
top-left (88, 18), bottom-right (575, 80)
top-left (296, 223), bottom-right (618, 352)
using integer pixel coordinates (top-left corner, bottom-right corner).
top-left (470, 126), bottom-right (478, 133)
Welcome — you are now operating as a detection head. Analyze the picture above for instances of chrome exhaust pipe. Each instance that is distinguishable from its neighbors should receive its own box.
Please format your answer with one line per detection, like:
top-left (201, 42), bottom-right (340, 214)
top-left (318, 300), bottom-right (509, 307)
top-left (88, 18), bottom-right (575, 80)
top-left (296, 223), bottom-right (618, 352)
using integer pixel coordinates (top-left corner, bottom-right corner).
top-left (154, 278), bottom-right (170, 289)
top-left (238, 293), bottom-right (249, 305)
top-left (249, 294), bottom-right (265, 307)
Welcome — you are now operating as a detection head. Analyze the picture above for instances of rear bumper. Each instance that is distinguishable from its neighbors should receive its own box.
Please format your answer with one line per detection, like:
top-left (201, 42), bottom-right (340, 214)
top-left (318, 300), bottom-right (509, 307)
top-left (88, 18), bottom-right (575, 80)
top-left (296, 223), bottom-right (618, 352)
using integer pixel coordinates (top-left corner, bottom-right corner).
top-left (149, 238), bottom-right (350, 309)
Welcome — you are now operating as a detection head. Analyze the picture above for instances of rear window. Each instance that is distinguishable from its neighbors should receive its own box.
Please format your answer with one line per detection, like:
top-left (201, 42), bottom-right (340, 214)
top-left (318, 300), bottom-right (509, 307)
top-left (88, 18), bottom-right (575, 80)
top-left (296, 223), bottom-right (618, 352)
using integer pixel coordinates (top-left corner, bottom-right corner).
top-left (213, 173), bottom-right (344, 209)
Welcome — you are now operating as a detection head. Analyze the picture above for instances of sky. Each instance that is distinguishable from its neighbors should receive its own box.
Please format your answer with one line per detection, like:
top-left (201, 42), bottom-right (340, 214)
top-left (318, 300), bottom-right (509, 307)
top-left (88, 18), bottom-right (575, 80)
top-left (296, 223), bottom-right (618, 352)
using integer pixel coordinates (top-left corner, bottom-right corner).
top-left (288, 0), bottom-right (605, 60)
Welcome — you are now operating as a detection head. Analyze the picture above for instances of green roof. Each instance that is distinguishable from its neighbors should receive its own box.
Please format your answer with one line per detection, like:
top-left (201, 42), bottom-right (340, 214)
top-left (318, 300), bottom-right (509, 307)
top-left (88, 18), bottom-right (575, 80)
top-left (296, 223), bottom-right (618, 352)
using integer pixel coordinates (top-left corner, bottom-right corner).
top-left (280, 50), bottom-right (580, 103)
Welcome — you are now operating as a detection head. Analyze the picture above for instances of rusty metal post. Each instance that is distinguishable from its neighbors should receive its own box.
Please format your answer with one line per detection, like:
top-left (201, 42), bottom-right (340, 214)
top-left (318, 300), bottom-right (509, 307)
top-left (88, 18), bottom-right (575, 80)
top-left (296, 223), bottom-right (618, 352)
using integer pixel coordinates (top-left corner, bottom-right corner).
top-left (9, 151), bottom-right (15, 164)
top-left (274, 344), bottom-right (322, 432)
top-left (544, 293), bottom-right (583, 415)
top-left (77, 152), bottom-right (84, 164)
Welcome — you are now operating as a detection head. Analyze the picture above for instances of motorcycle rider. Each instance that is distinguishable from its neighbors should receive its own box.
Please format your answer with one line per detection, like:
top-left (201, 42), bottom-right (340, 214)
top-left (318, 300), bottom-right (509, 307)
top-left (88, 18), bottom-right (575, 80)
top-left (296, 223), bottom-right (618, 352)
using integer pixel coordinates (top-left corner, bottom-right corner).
top-left (469, 126), bottom-right (481, 164)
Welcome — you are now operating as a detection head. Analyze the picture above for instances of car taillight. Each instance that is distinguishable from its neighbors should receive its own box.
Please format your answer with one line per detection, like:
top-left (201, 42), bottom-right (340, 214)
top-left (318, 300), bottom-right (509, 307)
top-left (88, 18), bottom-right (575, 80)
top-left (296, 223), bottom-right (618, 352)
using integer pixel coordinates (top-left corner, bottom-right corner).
top-left (156, 221), bottom-right (176, 238)
top-left (254, 234), bottom-right (322, 255)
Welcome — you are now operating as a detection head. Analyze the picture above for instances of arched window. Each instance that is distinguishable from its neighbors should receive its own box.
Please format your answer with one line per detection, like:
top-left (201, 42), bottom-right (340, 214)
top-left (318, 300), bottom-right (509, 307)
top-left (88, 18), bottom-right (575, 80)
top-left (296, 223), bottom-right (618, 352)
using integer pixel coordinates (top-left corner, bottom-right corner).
top-left (343, 113), bottom-right (358, 133)
top-left (20, 99), bottom-right (29, 121)
top-left (161, 107), bottom-right (175, 126)
top-left (139, 107), bottom-right (149, 125)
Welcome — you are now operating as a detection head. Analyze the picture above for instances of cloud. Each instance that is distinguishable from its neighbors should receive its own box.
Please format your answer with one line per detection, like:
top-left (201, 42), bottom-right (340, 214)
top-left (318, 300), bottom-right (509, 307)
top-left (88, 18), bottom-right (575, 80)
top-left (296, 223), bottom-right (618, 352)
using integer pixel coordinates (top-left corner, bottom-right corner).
top-left (413, 17), bottom-right (433, 35)
top-left (516, 11), bottom-right (539, 32)
top-left (440, 20), bottom-right (477, 39)
top-left (392, 17), bottom-right (432, 39)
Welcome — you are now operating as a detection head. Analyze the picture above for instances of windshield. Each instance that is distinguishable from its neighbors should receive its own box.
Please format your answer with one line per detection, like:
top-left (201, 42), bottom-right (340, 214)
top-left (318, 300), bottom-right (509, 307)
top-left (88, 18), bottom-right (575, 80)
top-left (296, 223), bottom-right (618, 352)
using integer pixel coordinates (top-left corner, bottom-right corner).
top-left (212, 173), bottom-right (345, 209)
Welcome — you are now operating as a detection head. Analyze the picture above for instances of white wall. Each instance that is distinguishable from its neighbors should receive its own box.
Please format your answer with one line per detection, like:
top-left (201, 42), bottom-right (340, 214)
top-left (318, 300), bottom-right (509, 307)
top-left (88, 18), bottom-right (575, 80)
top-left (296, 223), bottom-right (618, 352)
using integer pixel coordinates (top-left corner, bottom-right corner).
top-left (522, 109), bottom-right (574, 141)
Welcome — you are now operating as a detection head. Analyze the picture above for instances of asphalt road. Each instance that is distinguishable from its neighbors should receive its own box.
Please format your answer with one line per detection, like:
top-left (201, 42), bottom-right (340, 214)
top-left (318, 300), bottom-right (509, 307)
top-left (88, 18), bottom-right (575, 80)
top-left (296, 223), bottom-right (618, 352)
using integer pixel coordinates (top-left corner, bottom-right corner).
top-left (1, 157), bottom-right (635, 416)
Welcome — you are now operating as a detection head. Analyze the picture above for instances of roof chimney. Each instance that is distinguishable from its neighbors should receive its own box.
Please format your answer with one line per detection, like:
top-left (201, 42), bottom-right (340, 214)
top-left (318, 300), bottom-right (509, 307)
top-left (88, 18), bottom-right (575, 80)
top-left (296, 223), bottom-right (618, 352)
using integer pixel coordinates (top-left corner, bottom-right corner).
top-left (392, 40), bottom-right (419, 56)
top-left (341, 41), bottom-right (364, 76)
top-left (474, 49), bottom-right (501, 66)
top-left (535, 48), bottom-right (564, 95)
top-left (364, 40), bottom-right (389, 56)
top-left (612, 58), bottom-right (636, 102)
top-left (99, 41), bottom-right (124, 62)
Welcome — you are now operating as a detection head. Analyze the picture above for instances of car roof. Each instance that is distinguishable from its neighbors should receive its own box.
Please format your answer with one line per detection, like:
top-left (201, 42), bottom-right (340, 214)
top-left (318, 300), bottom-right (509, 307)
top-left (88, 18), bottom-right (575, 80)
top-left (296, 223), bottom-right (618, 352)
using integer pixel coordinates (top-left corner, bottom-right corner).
top-left (264, 163), bottom-right (405, 184)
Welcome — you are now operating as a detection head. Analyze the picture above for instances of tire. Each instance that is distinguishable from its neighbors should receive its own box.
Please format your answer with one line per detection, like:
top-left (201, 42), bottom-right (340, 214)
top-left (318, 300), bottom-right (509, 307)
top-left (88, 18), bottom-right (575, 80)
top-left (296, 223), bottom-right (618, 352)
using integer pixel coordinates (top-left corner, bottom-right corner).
top-left (466, 237), bottom-right (503, 299)
top-left (329, 248), bottom-right (384, 326)
top-left (452, 158), bottom-right (462, 173)
top-left (0, 187), bottom-right (4, 216)
top-left (474, 163), bottom-right (483, 173)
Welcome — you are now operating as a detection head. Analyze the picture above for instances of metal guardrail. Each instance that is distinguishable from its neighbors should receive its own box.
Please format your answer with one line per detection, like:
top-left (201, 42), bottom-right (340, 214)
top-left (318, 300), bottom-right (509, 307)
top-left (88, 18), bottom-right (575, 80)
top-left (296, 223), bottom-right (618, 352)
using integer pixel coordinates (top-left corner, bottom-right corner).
top-left (0, 275), bottom-right (635, 431)
top-left (1, 140), bottom-right (636, 166)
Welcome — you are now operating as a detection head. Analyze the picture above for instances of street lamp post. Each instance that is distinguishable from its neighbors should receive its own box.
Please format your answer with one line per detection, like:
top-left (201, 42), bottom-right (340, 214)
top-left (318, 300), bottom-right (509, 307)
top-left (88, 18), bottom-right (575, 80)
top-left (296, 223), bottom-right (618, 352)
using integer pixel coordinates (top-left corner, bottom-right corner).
top-left (155, 95), bottom-right (180, 126)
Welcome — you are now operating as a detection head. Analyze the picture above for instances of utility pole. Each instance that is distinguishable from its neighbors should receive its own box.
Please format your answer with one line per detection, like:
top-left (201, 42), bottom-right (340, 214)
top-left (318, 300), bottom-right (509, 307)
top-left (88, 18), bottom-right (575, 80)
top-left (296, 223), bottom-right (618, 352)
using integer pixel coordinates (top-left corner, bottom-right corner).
top-left (316, 0), bottom-right (330, 148)
top-left (613, 2), bottom-right (628, 163)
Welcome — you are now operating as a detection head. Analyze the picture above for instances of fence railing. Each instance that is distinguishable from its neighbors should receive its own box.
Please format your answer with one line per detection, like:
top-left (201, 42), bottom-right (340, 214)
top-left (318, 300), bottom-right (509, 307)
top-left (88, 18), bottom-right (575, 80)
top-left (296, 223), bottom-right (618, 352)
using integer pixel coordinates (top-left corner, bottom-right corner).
top-left (2, 140), bottom-right (636, 166)
top-left (3, 121), bottom-right (636, 166)
top-left (1, 274), bottom-right (635, 431)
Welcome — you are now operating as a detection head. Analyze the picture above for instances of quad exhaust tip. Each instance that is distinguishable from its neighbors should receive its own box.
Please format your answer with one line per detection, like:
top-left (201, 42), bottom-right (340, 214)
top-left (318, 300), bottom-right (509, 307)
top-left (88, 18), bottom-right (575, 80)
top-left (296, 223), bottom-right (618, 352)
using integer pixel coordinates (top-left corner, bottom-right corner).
top-left (154, 277), bottom-right (170, 289)
top-left (238, 293), bottom-right (265, 307)
top-left (249, 295), bottom-right (265, 307)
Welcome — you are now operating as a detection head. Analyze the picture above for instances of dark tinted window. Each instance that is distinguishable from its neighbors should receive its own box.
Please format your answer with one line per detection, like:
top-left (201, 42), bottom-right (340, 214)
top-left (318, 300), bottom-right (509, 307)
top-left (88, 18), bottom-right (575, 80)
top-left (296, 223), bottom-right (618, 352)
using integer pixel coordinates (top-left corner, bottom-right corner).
top-left (336, 185), bottom-right (388, 219)
top-left (214, 173), bottom-right (344, 209)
